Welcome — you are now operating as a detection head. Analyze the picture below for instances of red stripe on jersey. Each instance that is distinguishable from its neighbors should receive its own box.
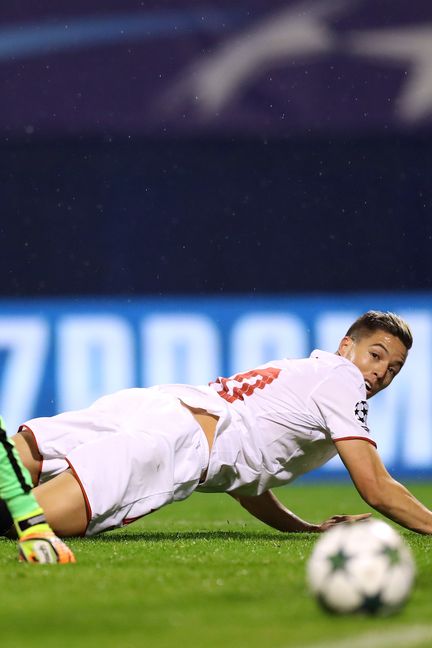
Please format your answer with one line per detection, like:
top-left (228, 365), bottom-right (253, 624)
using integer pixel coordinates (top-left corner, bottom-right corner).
top-left (65, 458), bottom-right (92, 535)
top-left (334, 436), bottom-right (377, 448)
top-left (210, 367), bottom-right (281, 403)
top-left (123, 509), bottom-right (156, 527)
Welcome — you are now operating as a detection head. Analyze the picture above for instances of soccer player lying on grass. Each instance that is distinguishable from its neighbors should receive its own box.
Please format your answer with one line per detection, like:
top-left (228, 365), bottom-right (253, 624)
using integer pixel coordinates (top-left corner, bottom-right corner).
top-left (0, 417), bottom-right (75, 562)
top-left (1, 310), bottom-right (431, 541)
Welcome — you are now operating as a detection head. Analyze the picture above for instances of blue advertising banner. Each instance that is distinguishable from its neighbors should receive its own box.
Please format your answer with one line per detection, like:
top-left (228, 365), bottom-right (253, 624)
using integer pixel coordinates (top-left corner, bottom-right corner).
top-left (0, 295), bottom-right (431, 478)
top-left (1, 1), bottom-right (432, 137)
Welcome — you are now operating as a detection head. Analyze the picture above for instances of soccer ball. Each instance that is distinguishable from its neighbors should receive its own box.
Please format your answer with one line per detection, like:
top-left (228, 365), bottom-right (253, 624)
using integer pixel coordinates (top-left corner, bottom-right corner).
top-left (307, 519), bottom-right (415, 615)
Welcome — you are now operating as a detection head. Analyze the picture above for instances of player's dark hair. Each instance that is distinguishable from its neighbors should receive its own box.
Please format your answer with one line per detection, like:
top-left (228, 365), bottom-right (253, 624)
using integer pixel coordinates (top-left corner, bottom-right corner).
top-left (345, 311), bottom-right (413, 350)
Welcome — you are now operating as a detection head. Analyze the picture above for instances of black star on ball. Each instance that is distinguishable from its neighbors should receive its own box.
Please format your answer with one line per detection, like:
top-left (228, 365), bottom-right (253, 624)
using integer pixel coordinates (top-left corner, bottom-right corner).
top-left (380, 545), bottom-right (401, 566)
top-left (327, 549), bottom-right (350, 573)
top-left (361, 592), bottom-right (384, 614)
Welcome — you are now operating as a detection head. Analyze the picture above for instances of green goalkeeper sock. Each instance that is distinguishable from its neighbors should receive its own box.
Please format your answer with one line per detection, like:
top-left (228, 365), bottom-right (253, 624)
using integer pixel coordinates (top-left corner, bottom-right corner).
top-left (0, 418), bottom-right (43, 530)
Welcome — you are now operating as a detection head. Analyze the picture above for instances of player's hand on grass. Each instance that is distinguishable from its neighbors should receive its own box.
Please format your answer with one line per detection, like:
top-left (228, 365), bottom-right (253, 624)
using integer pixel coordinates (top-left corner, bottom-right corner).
top-left (15, 510), bottom-right (76, 564)
top-left (18, 528), bottom-right (76, 563)
top-left (315, 513), bottom-right (372, 533)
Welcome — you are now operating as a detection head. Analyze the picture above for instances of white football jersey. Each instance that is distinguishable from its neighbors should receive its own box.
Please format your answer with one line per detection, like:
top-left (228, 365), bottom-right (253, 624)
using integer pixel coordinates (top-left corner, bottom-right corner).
top-left (159, 350), bottom-right (375, 496)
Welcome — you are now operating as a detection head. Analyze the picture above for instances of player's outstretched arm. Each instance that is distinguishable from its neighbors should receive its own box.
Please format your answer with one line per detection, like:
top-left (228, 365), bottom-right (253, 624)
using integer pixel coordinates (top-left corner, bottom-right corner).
top-left (229, 489), bottom-right (370, 533)
top-left (335, 438), bottom-right (432, 534)
top-left (0, 418), bottom-right (76, 563)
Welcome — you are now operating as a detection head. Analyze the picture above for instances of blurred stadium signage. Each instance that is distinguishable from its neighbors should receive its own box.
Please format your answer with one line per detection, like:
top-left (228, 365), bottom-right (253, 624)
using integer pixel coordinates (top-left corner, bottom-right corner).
top-left (0, 296), bottom-right (431, 477)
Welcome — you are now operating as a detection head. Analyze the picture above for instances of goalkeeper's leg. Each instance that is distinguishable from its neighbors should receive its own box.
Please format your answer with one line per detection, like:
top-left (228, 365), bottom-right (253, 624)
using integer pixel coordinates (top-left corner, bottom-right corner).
top-left (0, 418), bottom-right (75, 563)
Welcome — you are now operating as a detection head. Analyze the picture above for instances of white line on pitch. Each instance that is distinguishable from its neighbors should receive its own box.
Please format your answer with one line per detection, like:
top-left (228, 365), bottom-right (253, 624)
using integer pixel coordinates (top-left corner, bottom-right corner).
top-left (294, 625), bottom-right (432, 648)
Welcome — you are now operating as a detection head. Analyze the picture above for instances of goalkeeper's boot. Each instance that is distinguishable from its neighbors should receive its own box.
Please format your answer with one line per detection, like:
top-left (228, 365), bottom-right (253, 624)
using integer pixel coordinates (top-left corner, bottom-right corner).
top-left (16, 511), bottom-right (76, 564)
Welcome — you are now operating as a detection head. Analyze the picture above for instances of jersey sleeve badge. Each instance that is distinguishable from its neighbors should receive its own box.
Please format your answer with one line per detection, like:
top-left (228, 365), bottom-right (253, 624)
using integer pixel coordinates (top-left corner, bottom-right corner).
top-left (354, 400), bottom-right (369, 431)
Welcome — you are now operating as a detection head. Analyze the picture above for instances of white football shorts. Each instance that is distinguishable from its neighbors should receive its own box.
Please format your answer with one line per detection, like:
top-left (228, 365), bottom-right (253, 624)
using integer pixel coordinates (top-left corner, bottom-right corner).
top-left (21, 388), bottom-right (210, 536)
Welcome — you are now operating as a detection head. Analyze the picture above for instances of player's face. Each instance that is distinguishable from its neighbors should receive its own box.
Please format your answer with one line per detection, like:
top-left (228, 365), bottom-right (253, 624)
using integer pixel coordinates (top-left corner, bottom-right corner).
top-left (337, 330), bottom-right (408, 399)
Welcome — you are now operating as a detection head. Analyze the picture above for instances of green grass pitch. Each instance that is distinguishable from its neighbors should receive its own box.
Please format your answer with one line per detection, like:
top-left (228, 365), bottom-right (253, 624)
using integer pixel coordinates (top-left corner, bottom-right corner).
top-left (1, 482), bottom-right (432, 648)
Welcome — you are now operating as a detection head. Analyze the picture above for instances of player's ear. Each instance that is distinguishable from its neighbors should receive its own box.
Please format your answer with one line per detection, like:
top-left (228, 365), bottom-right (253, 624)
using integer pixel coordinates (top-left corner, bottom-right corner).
top-left (337, 336), bottom-right (354, 358)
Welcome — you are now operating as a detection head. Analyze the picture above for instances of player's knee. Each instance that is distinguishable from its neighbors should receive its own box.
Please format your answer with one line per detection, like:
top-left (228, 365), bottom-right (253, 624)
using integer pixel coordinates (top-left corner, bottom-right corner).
top-left (11, 429), bottom-right (42, 486)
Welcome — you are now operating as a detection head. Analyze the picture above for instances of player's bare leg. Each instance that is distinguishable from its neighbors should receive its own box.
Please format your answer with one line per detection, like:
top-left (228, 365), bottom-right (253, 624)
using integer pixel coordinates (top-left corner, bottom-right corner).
top-left (10, 428), bottom-right (88, 537)
top-left (12, 428), bottom-right (42, 486)
top-left (0, 418), bottom-right (76, 563)
top-left (32, 471), bottom-right (88, 537)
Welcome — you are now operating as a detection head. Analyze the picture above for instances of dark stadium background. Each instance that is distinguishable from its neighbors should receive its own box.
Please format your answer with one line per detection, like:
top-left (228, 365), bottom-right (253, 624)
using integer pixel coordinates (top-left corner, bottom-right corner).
top-left (2, 135), bottom-right (431, 296)
top-left (1, 1), bottom-right (431, 298)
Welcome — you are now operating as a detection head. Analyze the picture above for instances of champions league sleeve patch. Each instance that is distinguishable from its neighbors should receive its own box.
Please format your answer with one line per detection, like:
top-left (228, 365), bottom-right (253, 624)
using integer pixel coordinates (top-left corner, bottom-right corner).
top-left (354, 400), bottom-right (369, 431)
